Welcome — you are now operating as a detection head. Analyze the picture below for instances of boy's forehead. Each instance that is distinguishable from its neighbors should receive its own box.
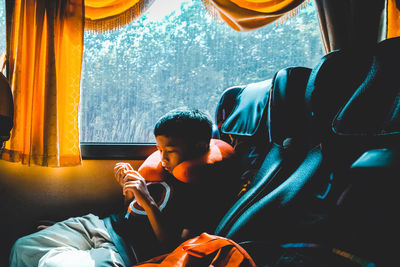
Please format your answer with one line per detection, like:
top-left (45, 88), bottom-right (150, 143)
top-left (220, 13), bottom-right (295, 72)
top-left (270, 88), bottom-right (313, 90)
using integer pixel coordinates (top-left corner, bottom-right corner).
top-left (164, 142), bottom-right (179, 147)
top-left (156, 135), bottom-right (187, 147)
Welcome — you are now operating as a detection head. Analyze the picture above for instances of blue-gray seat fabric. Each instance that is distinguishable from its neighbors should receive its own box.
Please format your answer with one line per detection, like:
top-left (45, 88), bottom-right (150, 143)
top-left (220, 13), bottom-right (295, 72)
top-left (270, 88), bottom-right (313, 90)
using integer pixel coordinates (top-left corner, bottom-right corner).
top-left (215, 66), bottom-right (313, 236)
top-left (220, 38), bottom-right (400, 266)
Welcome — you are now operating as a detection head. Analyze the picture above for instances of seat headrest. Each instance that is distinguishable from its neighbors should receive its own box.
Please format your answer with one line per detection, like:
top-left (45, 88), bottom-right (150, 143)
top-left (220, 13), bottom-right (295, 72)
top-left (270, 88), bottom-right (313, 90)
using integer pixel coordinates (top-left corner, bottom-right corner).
top-left (0, 73), bottom-right (13, 141)
top-left (332, 37), bottom-right (400, 138)
top-left (305, 49), bottom-right (373, 140)
top-left (267, 67), bottom-right (312, 144)
top-left (220, 79), bottom-right (271, 137)
top-left (215, 86), bottom-right (245, 142)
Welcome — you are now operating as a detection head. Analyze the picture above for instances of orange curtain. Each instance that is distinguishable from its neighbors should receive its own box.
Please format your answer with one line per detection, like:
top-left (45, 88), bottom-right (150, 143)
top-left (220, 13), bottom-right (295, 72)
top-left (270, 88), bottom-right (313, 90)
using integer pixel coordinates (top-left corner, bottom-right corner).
top-left (84, 0), bottom-right (155, 32)
top-left (387, 0), bottom-right (400, 38)
top-left (202, 0), bottom-right (310, 32)
top-left (2, 0), bottom-right (156, 167)
top-left (2, 0), bottom-right (84, 167)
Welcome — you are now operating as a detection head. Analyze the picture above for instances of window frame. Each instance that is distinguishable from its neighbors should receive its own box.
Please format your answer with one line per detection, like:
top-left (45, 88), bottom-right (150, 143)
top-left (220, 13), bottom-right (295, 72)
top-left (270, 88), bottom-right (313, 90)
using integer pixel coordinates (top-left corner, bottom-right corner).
top-left (79, 1), bottom-right (323, 149)
top-left (80, 143), bottom-right (157, 160)
top-left (78, 1), bottom-right (323, 160)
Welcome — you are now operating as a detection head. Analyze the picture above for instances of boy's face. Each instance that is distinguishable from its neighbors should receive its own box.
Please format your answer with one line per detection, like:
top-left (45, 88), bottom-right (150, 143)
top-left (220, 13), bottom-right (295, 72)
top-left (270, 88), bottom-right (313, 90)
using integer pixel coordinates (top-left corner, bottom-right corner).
top-left (155, 135), bottom-right (191, 173)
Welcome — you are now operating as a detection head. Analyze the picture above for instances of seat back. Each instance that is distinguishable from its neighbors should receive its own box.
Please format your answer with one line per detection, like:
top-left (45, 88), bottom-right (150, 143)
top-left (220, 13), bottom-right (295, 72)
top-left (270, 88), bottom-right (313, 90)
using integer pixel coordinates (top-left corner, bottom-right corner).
top-left (326, 37), bottom-right (400, 265)
top-left (215, 66), bottom-right (312, 236)
top-left (331, 148), bottom-right (400, 266)
top-left (221, 47), bottom-right (374, 246)
top-left (215, 80), bottom-right (272, 194)
top-left (224, 38), bottom-right (400, 266)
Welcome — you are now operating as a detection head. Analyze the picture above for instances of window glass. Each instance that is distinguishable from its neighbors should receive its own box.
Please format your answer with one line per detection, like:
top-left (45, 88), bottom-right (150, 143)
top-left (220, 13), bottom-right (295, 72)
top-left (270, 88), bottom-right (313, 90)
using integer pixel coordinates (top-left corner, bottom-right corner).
top-left (80, 0), bottom-right (323, 143)
top-left (0, 0), bottom-right (5, 58)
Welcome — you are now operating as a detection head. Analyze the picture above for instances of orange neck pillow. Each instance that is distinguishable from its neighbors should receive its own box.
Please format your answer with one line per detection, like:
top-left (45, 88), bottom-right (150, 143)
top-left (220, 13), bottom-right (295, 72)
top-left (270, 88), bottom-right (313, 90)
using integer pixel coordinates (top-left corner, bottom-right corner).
top-left (128, 139), bottom-right (234, 217)
top-left (138, 139), bottom-right (235, 183)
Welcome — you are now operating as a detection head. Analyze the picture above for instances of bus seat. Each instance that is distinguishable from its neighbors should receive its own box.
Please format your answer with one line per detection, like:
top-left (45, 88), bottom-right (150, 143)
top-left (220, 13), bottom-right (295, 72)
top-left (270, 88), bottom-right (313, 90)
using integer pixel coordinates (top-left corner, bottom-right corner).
top-left (215, 85), bottom-right (245, 144)
top-left (0, 72), bottom-right (13, 147)
top-left (221, 39), bottom-right (400, 265)
top-left (332, 37), bottom-right (400, 139)
top-left (327, 36), bottom-right (400, 265)
top-left (215, 66), bottom-right (312, 236)
top-left (215, 80), bottom-right (271, 193)
top-left (220, 47), bottom-right (374, 248)
top-left (330, 148), bottom-right (400, 266)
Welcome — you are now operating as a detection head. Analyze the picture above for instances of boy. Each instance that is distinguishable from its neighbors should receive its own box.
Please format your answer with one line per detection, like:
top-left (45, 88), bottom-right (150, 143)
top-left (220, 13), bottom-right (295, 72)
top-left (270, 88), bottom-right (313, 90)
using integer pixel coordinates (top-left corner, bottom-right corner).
top-left (10, 107), bottom-right (238, 267)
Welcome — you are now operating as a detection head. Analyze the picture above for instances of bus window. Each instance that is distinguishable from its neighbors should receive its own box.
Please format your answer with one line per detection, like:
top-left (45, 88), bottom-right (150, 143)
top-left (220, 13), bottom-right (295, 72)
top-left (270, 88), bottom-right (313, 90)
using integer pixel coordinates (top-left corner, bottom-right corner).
top-left (79, 0), bottom-right (323, 144)
top-left (0, 0), bottom-right (6, 62)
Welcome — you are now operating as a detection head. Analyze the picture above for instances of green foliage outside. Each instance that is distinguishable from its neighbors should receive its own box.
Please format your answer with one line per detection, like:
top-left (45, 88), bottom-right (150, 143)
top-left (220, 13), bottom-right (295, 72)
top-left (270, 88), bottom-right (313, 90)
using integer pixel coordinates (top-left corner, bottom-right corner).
top-left (0, 0), bottom-right (5, 61)
top-left (0, 0), bottom-right (323, 144)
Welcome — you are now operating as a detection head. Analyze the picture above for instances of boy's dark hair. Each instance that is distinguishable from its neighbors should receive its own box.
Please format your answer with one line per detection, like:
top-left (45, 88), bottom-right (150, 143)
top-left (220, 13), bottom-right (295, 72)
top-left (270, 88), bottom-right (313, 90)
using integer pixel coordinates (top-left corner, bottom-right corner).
top-left (154, 107), bottom-right (213, 146)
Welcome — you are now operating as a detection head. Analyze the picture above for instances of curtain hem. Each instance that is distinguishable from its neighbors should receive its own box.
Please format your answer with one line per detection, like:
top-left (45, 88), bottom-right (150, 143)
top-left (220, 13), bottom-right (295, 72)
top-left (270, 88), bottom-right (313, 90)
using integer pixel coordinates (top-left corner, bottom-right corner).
top-left (1, 149), bottom-right (82, 167)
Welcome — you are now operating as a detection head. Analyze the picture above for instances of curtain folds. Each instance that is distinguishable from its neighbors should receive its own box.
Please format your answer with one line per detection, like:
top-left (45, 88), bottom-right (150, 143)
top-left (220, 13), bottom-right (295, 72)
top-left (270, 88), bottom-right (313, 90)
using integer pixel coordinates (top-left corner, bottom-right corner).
top-left (202, 0), bottom-right (310, 32)
top-left (313, 0), bottom-right (386, 54)
top-left (387, 0), bottom-right (400, 38)
top-left (84, 0), bottom-right (155, 32)
top-left (2, 0), bottom-right (84, 167)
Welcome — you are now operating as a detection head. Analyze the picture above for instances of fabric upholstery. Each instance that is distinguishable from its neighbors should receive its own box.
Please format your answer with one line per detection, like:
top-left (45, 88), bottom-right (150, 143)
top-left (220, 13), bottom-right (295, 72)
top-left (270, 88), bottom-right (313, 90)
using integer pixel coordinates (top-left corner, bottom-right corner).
top-left (221, 79), bottom-right (272, 137)
top-left (214, 80), bottom-right (272, 199)
top-left (216, 86), bottom-right (245, 144)
top-left (222, 47), bottom-right (376, 246)
top-left (332, 37), bottom-right (400, 137)
top-left (268, 67), bottom-right (312, 144)
top-left (305, 48), bottom-right (373, 143)
top-left (215, 67), bottom-right (313, 236)
top-left (329, 148), bottom-right (400, 266)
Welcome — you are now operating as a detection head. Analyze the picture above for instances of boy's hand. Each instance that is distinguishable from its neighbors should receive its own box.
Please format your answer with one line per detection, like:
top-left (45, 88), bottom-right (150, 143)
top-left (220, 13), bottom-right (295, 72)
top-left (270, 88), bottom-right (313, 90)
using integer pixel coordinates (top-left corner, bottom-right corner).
top-left (123, 170), bottom-right (155, 209)
top-left (114, 162), bottom-right (133, 187)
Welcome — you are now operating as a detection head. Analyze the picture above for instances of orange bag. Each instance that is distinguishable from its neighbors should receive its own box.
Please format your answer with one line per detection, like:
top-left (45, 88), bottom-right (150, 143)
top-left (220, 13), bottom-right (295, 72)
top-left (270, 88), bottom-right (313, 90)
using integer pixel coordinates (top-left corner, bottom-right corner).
top-left (133, 232), bottom-right (257, 267)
